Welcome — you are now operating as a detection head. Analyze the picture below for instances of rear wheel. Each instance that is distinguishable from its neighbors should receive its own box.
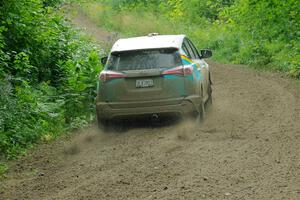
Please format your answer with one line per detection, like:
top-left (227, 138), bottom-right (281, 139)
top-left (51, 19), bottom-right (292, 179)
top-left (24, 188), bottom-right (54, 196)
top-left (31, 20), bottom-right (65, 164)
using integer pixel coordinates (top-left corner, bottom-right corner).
top-left (97, 117), bottom-right (110, 132)
top-left (197, 100), bottom-right (206, 124)
top-left (205, 83), bottom-right (213, 110)
top-left (196, 86), bottom-right (206, 124)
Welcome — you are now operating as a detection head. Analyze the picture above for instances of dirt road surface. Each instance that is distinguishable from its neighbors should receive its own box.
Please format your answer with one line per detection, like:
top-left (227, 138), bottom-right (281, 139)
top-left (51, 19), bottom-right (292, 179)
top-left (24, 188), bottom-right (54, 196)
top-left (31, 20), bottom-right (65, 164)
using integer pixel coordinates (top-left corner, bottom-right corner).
top-left (1, 8), bottom-right (300, 200)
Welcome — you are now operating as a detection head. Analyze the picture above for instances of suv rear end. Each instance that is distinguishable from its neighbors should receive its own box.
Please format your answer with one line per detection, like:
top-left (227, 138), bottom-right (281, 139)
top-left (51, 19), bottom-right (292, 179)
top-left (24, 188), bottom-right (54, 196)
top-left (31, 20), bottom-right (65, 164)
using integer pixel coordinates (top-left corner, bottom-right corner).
top-left (96, 35), bottom-right (202, 126)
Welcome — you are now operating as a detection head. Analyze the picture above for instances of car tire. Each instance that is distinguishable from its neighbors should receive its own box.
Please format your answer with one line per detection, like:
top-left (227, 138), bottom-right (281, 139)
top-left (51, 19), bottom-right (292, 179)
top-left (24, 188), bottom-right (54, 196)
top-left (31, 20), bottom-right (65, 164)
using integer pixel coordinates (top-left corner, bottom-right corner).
top-left (97, 117), bottom-right (110, 132)
top-left (205, 83), bottom-right (213, 110)
top-left (197, 100), bottom-right (205, 124)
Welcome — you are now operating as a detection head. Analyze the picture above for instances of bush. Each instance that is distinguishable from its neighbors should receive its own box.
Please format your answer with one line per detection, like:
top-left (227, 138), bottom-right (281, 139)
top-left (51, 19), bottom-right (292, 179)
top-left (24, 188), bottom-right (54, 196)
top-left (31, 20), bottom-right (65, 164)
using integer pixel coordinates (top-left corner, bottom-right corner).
top-left (0, 0), bottom-right (102, 159)
top-left (95, 0), bottom-right (300, 77)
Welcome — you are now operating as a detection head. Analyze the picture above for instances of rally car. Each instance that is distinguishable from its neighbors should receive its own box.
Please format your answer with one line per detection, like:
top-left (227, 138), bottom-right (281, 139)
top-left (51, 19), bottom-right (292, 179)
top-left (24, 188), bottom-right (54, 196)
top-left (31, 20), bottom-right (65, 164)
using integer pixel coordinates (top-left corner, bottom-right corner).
top-left (96, 34), bottom-right (212, 129)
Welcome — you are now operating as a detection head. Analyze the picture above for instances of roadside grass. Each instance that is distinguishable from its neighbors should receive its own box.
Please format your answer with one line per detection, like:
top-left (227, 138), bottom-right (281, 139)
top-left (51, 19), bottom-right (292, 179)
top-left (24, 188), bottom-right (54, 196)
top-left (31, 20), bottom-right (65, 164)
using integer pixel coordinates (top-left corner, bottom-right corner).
top-left (72, 2), bottom-right (272, 67)
top-left (71, 2), bottom-right (230, 62)
top-left (0, 163), bottom-right (8, 179)
top-left (79, 3), bottom-right (179, 36)
top-left (69, 2), bottom-right (262, 66)
top-left (72, 1), bottom-right (300, 79)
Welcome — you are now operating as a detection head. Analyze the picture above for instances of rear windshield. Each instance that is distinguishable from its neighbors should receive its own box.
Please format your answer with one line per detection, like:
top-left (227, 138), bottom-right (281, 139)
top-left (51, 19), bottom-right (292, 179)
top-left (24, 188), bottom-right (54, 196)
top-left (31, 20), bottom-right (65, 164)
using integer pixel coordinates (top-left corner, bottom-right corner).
top-left (106, 49), bottom-right (182, 71)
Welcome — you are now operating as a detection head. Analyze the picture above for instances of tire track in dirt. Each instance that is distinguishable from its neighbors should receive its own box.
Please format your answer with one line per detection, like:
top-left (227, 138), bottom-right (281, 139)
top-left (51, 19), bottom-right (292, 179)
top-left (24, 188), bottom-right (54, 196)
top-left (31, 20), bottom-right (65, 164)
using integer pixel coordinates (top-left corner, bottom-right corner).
top-left (1, 7), bottom-right (300, 200)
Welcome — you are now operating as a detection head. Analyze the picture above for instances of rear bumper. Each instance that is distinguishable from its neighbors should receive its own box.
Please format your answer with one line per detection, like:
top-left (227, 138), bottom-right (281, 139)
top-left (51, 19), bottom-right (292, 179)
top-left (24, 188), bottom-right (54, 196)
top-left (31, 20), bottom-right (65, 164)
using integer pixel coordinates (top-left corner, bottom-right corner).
top-left (96, 96), bottom-right (201, 120)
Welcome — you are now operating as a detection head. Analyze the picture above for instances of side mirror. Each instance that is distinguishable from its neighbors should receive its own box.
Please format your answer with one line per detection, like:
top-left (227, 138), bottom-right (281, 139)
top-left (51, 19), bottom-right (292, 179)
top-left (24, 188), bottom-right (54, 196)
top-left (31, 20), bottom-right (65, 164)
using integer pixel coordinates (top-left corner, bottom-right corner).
top-left (200, 49), bottom-right (212, 59)
top-left (101, 56), bottom-right (108, 65)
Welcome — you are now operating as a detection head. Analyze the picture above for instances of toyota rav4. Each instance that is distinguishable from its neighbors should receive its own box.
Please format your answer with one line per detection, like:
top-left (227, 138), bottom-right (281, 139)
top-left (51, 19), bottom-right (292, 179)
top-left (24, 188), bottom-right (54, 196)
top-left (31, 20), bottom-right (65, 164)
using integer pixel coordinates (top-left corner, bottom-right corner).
top-left (96, 34), bottom-right (212, 129)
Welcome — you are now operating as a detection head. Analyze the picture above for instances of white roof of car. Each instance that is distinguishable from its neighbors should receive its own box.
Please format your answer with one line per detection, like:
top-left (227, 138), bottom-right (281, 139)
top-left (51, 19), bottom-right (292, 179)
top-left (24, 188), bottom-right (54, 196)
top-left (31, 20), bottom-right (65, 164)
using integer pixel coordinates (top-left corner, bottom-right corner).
top-left (111, 34), bottom-right (186, 53)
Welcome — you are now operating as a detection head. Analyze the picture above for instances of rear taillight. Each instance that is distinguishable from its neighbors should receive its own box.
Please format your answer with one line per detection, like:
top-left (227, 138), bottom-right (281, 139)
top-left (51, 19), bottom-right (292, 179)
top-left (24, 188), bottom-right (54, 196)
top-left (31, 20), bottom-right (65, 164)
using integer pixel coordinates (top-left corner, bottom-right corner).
top-left (162, 66), bottom-right (184, 76)
top-left (99, 70), bottom-right (127, 82)
top-left (162, 65), bottom-right (193, 76)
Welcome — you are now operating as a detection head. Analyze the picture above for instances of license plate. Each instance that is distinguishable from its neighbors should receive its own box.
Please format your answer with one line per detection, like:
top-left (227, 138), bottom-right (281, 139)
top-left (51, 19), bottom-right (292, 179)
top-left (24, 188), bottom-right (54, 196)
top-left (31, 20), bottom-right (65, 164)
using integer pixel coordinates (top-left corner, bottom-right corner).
top-left (136, 79), bottom-right (154, 88)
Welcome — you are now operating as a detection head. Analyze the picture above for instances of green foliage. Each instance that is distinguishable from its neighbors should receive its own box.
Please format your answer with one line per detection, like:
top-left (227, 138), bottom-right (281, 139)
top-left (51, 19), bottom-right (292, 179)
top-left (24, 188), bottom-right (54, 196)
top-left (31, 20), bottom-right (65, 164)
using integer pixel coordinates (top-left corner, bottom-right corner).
top-left (0, 79), bottom-right (64, 158)
top-left (42, 0), bottom-right (63, 7)
top-left (0, 163), bottom-right (8, 178)
top-left (91, 0), bottom-right (300, 77)
top-left (218, 0), bottom-right (300, 74)
top-left (0, 0), bottom-right (102, 159)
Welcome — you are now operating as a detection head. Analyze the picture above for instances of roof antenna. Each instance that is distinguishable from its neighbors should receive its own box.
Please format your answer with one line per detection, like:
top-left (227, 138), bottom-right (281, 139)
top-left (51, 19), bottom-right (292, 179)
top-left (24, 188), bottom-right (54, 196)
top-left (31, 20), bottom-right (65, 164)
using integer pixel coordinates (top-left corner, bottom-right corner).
top-left (148, 33), bottom-right (159, 37)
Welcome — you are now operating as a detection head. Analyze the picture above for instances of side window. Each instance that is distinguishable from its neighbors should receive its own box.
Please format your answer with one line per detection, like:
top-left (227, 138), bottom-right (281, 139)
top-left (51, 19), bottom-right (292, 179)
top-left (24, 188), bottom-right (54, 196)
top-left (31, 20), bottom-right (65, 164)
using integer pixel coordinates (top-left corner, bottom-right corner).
top-left (182, 42), bottom-right (192, 58)
top-left (186, 38), bottom-right (201, 59)
top-left (183, 39), bottom-right (196, 59)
